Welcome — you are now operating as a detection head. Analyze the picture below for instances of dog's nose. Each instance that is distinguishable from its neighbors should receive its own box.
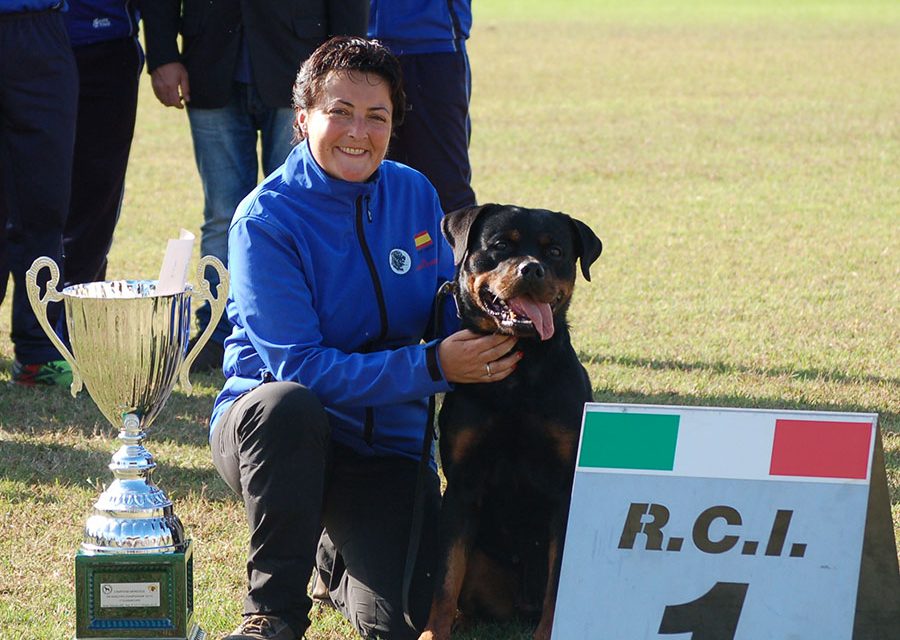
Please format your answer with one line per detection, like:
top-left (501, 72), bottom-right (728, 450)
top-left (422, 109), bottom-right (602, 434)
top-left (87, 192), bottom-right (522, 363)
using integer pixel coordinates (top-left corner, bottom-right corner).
top-left (519, 261), bottom-right (545, 280)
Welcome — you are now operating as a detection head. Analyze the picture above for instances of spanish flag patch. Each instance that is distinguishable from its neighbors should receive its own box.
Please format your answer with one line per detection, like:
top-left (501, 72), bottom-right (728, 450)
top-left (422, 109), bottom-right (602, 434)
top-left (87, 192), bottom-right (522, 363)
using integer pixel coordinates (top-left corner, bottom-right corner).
top-left (414, 230), bottom-right (433, 250)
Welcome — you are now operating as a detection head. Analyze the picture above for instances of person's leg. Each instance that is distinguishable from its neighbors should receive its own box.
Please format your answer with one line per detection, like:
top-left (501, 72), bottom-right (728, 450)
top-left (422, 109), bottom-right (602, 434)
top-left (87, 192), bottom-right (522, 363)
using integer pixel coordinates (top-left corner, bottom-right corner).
top-left (387, 49), bottom-right (476, 213)
top-left (187, 84), bottom-right (259, 351)
top-left (1, 10), bottom-right (77, 367)
top-left (249, 82), bottom-right (295, 177)
top-left (64, 36), bottom-right (142, 286)
top-left (211, 381), bottom-right (330, 636)
top-left (319, 446), bottom-right (441, 640)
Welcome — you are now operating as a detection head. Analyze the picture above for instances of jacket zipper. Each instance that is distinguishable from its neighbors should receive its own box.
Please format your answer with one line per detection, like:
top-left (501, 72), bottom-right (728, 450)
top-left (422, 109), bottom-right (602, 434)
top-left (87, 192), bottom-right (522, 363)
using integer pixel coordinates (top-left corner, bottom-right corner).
top-left (355, 195), bottom-right (388, 445)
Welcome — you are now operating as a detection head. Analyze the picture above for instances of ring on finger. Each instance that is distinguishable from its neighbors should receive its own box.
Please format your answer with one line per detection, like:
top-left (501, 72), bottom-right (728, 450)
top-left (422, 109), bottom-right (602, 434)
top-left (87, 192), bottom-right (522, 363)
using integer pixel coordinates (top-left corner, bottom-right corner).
top-left (485, 362), bottom-right (492, 377)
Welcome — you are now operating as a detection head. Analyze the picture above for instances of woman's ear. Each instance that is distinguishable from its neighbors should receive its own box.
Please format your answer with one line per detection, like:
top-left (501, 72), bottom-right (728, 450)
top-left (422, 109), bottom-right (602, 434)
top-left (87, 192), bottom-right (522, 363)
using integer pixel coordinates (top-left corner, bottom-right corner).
top-left (297, 110), bottom-right (309, 137)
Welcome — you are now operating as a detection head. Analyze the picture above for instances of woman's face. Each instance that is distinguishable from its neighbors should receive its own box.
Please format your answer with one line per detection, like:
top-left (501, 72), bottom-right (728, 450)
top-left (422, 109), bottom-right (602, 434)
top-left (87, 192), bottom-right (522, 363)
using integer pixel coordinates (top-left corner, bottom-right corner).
top-left (298, 70), bottom-right (393, 183)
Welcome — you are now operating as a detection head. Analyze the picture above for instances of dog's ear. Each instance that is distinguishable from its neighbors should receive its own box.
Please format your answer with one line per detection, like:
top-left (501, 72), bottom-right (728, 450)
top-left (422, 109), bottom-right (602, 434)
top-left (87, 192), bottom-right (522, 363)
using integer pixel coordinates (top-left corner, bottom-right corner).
top-left (567, 216), bottom-right (603, 281)
top-left (442, 203), bottom-right (498, 266)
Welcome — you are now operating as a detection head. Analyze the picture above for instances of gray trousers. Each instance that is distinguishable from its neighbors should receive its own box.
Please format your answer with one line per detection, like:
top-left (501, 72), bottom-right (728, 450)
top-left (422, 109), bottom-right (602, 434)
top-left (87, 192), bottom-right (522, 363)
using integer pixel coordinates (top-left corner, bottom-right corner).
top-left (211, 381), bottom-right (440, 639)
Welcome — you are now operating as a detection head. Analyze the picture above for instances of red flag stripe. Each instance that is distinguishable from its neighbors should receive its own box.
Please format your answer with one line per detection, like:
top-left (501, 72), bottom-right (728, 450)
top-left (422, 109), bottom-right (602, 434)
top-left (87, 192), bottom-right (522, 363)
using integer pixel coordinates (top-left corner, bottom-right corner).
top-left (769, 419), bottom-right (872, 479)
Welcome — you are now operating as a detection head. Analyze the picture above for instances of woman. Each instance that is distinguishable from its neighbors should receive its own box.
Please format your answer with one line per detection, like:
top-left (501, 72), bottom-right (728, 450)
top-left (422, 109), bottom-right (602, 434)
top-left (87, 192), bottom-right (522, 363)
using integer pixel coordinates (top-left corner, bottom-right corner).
top-left (211, 37), bottom-right (520, 640)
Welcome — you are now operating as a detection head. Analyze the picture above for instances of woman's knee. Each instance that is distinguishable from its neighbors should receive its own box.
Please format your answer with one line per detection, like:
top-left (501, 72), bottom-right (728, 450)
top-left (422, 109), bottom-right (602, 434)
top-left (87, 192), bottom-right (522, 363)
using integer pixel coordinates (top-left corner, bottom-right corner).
top-left (237, 381), bottom-right (329, 453)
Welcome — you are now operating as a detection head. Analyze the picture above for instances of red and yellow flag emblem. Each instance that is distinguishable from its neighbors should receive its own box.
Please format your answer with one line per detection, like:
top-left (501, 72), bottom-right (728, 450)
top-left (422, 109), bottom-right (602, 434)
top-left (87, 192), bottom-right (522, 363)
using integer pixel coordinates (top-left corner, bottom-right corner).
top-left (414, 231), bottom-right (433, 250)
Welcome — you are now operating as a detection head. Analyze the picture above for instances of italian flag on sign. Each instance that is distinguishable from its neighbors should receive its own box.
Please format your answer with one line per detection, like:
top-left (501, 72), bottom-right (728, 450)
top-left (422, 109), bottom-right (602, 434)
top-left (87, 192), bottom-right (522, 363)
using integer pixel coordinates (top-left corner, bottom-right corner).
top-left (578, 405), bottom-right (876, 482)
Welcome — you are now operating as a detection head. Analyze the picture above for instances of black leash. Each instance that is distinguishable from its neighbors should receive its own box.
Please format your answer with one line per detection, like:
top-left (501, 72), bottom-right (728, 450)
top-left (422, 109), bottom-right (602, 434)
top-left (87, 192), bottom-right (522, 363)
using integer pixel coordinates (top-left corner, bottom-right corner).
top-left (402, 280), bottom-right (456, 631)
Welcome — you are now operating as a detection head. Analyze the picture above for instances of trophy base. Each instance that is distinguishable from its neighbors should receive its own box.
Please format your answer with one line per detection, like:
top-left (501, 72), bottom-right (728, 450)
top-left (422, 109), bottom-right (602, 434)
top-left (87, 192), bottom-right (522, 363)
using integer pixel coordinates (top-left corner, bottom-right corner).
top-left (74, 628), bottom-right (205, 640)
top-left (75, 541), bottom-right (203, 640)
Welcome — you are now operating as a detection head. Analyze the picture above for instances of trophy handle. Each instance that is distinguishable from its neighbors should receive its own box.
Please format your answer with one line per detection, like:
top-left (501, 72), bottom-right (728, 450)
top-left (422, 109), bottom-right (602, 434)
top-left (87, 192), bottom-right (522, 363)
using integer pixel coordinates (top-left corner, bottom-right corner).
top-left (179, 255), bottom-right (229, 395)
top-left (24, 257), bottom-right (83, 397)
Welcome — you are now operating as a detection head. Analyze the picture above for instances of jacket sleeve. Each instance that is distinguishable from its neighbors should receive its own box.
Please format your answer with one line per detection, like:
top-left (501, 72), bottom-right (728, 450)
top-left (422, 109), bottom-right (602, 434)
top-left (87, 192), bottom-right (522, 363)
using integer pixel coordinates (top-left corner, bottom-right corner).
top-left (325, 0), bottom-right (369, 38)
top-left (142, 0), bottom-right (182, 72)
top-left (229, 213), bottom-right (452, 409)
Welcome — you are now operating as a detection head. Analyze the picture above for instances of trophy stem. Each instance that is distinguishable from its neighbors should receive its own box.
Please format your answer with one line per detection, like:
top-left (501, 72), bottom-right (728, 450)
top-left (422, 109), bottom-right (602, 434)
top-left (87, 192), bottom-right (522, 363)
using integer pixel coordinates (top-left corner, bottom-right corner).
top-left (83, 413), bottom-right (186, 555)
top-left (109, 413), bottom-right (155, 478)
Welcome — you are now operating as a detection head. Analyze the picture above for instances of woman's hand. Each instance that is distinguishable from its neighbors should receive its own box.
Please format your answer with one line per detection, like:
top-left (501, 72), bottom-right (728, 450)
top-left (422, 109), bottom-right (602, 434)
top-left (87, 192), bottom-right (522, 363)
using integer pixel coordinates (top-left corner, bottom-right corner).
top-left (438, 330), bottom-right (522, 384)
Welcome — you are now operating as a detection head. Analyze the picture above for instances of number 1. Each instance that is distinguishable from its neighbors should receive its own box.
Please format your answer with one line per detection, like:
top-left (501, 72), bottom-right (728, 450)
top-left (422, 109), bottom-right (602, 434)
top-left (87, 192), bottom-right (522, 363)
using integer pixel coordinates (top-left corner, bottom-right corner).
top-left (659, 581), bottom-right (749, 639)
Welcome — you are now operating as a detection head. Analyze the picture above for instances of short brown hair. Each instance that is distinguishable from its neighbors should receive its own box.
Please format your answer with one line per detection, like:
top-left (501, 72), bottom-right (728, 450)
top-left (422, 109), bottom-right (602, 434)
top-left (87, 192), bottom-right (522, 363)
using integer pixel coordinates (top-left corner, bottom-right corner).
top-left (292, 36), bottom-right (406, 143)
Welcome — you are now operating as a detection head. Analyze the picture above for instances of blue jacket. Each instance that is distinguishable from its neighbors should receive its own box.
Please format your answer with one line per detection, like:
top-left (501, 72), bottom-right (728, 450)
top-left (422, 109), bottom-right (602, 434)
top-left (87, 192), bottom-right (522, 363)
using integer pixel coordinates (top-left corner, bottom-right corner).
top-left (0, 0), bottom-right (65, 13)
top-left (212, 141), bottom-right (458, 461)
top-left (368, 0), bottom-right (471, 55)
top-left (63, 0), bottom-right (139, 47)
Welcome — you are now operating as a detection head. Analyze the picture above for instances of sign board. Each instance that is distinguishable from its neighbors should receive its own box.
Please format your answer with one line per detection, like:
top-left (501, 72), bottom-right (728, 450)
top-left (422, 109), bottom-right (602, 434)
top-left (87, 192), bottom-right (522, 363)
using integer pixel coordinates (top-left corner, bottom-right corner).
top-left (553, 404), bottom-right (900, 640)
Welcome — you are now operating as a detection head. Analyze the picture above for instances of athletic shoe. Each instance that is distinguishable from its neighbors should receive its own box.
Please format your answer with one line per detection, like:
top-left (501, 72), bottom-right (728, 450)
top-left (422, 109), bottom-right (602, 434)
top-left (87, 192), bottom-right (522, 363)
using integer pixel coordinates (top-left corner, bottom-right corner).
top-left (12, 359), bottom-right (73, 387)
top-left (222, 614), bottom-right (299, 640)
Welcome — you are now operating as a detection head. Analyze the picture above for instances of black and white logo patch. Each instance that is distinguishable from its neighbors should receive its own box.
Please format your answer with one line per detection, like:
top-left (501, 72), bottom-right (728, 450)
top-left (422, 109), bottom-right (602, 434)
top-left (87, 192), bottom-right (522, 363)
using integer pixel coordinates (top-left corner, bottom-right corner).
top-left (389, 248), bottom-right (411, 275)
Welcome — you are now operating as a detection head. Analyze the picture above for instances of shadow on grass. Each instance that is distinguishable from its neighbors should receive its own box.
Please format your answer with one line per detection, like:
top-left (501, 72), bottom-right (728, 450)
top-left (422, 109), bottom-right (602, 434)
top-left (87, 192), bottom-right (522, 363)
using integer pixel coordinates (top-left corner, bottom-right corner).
top-left (589, 385), bottom-right (899, 431)
top-left (584, 352), bottom-right (900, 389)
top-left (594, 380), bottom-right (900, 420)
top-left (584, 353), bottom-right (899, 430)
top-left (0, 355), bottom-right (234, 503)
top-left (0, 438), bottom-right (236, 502)
top-left (0, 355), bottom-right (222, 447)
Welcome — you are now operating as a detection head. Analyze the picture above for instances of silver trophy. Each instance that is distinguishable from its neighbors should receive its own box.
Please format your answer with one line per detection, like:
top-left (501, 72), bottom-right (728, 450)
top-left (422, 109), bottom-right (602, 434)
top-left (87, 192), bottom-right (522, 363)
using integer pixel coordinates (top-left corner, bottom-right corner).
top-left (26, 255), bottom-right (229, 640)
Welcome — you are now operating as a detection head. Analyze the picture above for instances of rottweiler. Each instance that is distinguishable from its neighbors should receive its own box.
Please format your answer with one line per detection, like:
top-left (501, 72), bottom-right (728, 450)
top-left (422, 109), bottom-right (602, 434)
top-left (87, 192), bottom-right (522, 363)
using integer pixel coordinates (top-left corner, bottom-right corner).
top-left (420, 204), bottom-right (602, 640)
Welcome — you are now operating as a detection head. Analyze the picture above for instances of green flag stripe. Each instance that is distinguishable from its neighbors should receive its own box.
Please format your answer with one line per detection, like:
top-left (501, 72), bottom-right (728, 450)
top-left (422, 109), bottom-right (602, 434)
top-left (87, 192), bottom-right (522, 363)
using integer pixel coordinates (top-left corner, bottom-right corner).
top-left (579, 412), bottom-right (680, 470)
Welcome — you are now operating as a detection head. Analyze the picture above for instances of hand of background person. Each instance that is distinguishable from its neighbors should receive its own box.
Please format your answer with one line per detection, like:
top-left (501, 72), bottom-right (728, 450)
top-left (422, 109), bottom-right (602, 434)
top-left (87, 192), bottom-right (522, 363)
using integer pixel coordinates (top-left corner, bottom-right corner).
top-left (438, 330), bottom-right (522, 384)
top-left (150, 62), bottom-right (191, 108)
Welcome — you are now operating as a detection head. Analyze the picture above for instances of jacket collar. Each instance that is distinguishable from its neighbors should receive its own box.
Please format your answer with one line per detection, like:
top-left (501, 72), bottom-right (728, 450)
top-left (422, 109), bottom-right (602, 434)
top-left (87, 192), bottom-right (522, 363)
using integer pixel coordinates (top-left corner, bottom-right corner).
top-left (284, 140), bottom-right (379, 205)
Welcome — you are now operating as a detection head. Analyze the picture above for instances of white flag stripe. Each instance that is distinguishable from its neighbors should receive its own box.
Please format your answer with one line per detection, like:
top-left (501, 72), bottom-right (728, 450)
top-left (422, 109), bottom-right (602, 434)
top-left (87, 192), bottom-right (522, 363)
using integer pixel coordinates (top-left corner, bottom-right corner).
top-left (673, 410), bottom-right (775, 480)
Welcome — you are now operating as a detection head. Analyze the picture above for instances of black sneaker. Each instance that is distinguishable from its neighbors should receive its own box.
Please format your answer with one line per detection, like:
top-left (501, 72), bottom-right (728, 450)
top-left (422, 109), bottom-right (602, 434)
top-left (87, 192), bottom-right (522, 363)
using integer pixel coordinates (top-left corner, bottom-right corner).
top-left (222, 614), bottom-right (299, 640)
top-left (187, 336), bottom-right (225, 374)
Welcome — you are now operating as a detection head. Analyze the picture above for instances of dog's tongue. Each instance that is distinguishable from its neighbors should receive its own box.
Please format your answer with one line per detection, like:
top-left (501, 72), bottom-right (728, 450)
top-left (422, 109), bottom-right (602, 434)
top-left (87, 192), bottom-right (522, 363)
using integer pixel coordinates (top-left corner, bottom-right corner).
top-left (509, 296), bottom-right (554, 340)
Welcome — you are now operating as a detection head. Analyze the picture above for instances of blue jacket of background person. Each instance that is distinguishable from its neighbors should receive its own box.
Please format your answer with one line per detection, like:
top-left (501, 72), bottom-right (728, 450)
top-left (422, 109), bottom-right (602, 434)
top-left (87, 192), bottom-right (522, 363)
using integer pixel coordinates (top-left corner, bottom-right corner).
top-left (368, 0), bottom-right (471, 55)
top-left (0, 0), bottom-right (67, 13)
top-left (212, 141), bottom-right (459, 462)
top-left (63, 0), bottom-right (139, 47)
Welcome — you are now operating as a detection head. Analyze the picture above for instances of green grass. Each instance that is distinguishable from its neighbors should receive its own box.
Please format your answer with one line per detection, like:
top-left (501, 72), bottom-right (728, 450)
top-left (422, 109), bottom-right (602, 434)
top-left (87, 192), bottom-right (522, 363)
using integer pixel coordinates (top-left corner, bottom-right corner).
top-left (1, 1), bottom-right (898, 638)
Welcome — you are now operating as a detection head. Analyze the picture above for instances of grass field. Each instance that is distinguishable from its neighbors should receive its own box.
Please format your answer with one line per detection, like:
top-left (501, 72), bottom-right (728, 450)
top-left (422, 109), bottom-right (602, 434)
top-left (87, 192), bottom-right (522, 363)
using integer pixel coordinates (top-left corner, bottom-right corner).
top-left (1, 1), bottom-right (898, 638)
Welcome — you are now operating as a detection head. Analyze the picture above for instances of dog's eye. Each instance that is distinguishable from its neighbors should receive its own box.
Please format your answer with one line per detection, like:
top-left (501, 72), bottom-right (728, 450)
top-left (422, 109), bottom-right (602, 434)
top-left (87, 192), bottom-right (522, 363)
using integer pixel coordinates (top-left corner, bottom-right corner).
top-left (491, 240), bottom-right (509, 251)
top-left (547, 246), bottom-right (563, 258)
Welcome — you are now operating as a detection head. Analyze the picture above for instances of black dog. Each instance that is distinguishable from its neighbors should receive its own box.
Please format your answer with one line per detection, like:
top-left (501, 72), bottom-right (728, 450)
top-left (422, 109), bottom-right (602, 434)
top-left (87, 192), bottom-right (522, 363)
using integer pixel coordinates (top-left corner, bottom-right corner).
top-left (420, 204), bottom-right (602, 640)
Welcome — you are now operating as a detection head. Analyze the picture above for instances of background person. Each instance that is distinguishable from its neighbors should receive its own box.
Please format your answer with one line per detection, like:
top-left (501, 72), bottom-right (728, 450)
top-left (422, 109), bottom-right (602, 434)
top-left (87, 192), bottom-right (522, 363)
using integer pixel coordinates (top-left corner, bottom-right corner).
top-left (62, 0), bottom-right (143, 287)
top-left (0, 0), bottom-right (78, 386)
top-left (141, 0), bottom-right (368, 373)
top-left (210, 37), bottom-right (519, 640)
top-left (369, 0), bottom-right (476, 213)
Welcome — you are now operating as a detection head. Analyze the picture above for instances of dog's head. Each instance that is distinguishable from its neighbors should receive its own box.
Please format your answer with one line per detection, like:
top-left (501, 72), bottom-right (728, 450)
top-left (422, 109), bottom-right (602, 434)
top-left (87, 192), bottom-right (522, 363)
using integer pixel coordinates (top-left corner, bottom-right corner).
top-left (442, 204), bottom-right (602, 341)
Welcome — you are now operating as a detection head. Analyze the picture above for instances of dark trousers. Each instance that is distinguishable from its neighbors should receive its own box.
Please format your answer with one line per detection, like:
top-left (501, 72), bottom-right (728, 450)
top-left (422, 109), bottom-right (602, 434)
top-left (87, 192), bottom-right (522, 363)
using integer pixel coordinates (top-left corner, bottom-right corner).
top-left (211, 382), bottom-right (440, 639)
top-left (64, 36), bottom-right (142, 286)
top-left (387, 49), bottom-right (476, 214)
top-left (0, 8), bottom-right (77, 364)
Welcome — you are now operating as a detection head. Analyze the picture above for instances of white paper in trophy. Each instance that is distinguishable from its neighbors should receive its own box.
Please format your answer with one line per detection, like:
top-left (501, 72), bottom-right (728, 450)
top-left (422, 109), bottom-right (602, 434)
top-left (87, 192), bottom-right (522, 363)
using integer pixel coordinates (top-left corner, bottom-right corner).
top-left (156, 229), bottom-right (195, 296)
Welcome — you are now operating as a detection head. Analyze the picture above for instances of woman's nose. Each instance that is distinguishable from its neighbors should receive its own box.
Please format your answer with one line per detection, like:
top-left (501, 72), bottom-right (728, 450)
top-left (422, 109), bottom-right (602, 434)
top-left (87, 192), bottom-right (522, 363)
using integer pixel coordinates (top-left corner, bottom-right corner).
top-left (347, 116), bottom-right (368, 138)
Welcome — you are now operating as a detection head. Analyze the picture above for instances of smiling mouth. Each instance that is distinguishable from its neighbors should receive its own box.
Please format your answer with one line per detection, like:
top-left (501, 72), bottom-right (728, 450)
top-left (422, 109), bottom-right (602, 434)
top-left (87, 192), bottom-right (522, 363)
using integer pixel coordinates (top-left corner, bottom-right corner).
top-left (478, 286), bottom-right (559, 341)
top-left (338, 146), bottom-right (367, 156)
